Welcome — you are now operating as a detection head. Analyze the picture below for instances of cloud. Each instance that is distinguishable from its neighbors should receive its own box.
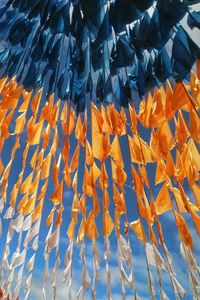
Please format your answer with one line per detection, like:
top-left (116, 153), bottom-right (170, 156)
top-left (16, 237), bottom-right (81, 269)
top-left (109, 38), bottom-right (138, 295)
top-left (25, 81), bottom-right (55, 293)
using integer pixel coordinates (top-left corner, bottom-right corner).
top-left (29, 268), bottom-right (91, 300)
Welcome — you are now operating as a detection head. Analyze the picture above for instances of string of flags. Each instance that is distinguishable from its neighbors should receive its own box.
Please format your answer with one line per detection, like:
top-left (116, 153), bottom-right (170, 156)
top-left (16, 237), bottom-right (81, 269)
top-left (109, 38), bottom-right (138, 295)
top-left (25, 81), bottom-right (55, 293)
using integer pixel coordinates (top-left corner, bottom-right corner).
top-left (0, 0), bottom-right (199, 299)
top-left (0, 66), bottom-right (199, 298)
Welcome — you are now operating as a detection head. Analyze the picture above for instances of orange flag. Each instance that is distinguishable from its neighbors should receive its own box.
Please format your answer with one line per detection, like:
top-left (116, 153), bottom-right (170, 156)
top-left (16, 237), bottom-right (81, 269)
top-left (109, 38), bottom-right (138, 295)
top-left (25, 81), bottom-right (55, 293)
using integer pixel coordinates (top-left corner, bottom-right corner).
top-left (187, 139), bottom-right (200, 171)
top-left (50, 180), bottom-right (63, 205)
top-left (165, 80), bottom-right (174, 120)
top-left (111, 159), bottom-right (127, 189)
top-left (135, 194), bottom-right (146, 219)
top-left (83, 166), bottom-right (93, 197)
top-left (197, 60), bottom-right (200, 80)
top-left (91, 161), bottom-right (100, 184)
top-left (76, 218), bottom-right (85, 243)
top-left (148, 224), bottom-right (158, 248)
top-left (102, 188), bottom-right (110, 210)
top-left (149, 129), bottom-right (159, 161)
top-left (149, 87), bottom-right (166, 127)
top-left (113, 183), bottom-right (126, 214)
top-left (20, 171), bottom-right (33, 194)
top-left (139, 137), bottom-right (154, 163)
top-left (72, 170), bottom-right (78, 194)
top-left (85, 210), bottom-right (99, 240)
top-left (103, 210), bottom-right (114, 237)
top-left (191, 184), bottom-right (200, 208)
top-left (92, 131), bottom-right (110, 162)
top-left (68, 106), bottom-right (76, 135)
top-left (181, 147), bottom-right (199, 187)
top-left (10, 184), bottom-right (18, 208)
top-left (190, 70), bottom-right (200, 106)
top-left (155, 183), bottom-right (173, 215)
top-left (32, 198), bottom-right (44, 223)
top-left (174, 210), bottom-right (193, 249)
top-left (75, 115), bottom-right (83, 140)
top-left (1, 110), bottom-right (14, 139)
top-left (172, 82), bottom-right (191, 112)
top-left (175, 110), bottom-right (190, 147)
top-left (101, 104), bottom-right (112, 133)
top-left (41, 152), bottom-right (52, 180)
top-left (80, 196), bottom-right (87, 220)
top-left (30, 147), bottom-right (39, 169)
top-left (93, 188), bottom-right (100, 217)
top-left (71, 194), bottom-right (80, 215)
top-left (38, 180), bottom-right (48, 200)
top-left (69, 145), bottom-right (80, 172)
top-left (14, 112), bottom-right (26, 134)
top-left (49, 101), bottom-right (60, 129)
top-left (42, 124), bottom-right (51, 149)
top-left (60, 102), bottom-right (67, 122)
top-left (190, 209), bottom-right (200, 235)
top-left (18, 193), bottom-right (28, 213)
top-left (67, 220), bottom-right (76, 241)
top-left (18, 90), bottom-right (32, 112)
top-left (63, 163), bottom-right (71, 188)
top-left (138, 99), bottom-right (146, 125)
top-left (171, 187), bottom-right (187, 213)
top-left (110, 135), bottom-right (124, 168)
top-left (155, 121), bottom-right (175, 157)
top-left (91, 102), bottom-right (103, 133)
top-left (179, 183), bottom-right (199, 213)
top-left (31, 88), bottom-right (43, 114)
top-left (99, 163), bottom-right (108, 190)
top-left (52, 157), bottom-right (59, 186)
top-left (190, 109), bottom-right (200, 143)
top-left (0, 77), bottom-right (8, 93)
top-left (41, 94), bottom-right (54, 122)
top-left (78, 113), bottom-right (87, 146)
top-left (0, 159), bottom-right (12, 184)
top-left (129, 104), bottom-right (138, 135)
top-left (128, 135), bottom-right (143, 163)
top-left (143, 92), bottom-right (154, 128)
top-left (22, 192), bottom-right (37, 215)
top-left (35, 148), bottom-right (44, 172)
top-left (143, 193), bottom-right (153, 224)
top-left (0, 158), bottom-right (4, 176)
top-left (86, 139), bottom-right (94, 166)
top-left (27, 119), bottom-right (44, 145)
top-left (46, 207), bottom-right (56, 226)
top-left (131, 165), bottom-right (144, 196)
top-left (155, 158), bottom-right (166, 185)
top-left (175, 149), bottom-right (185, 183)
top-left (55, 205), bottom-right (64, 226)
top-left (29, 172), bottom-right (41, 195)
top-left (1, 83), bottom-right (22, 110)
top-left (16, 171), bottom-right (23, 189)
top-left (107, 105), bottom-right (125, 135)
top-left (130, 219), bottom-right (147, 243)
top-left (139, 165), bottom-right (150, 189)
top-left (51, 126), bottom-right (58, 156)
top-left (62, 137), bottom-right (70, 164)
top-left (166, 151), bottom-right (175, 178)
top-left (0, 110), bottom-right (7, 130)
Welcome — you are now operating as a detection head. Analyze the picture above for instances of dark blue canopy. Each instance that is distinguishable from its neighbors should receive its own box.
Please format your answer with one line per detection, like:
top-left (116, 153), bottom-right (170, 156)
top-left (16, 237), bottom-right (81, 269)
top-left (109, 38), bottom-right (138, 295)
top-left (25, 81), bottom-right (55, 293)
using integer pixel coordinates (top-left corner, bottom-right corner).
top-left (0, 0), bottom-right (199, 112)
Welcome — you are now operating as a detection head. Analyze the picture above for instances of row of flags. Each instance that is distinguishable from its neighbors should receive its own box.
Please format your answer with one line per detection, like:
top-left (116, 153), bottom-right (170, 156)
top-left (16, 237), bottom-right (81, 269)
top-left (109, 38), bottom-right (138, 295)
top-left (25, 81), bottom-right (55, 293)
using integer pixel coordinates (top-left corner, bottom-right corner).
top-left (0, 63), bottom-right (199, 298)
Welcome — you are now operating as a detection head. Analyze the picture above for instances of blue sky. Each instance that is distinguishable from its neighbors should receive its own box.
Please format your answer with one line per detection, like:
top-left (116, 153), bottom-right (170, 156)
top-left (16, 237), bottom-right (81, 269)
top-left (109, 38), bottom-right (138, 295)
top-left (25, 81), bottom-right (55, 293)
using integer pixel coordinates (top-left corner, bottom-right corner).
top-left (0, 3), bottom-right (200, 299)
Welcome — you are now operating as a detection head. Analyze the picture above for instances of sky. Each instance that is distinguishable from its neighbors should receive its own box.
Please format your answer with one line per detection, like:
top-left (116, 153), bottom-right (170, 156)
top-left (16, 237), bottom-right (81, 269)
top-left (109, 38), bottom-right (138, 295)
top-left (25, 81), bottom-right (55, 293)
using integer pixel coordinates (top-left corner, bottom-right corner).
top-left (0, 1), bottom-right (200, 300)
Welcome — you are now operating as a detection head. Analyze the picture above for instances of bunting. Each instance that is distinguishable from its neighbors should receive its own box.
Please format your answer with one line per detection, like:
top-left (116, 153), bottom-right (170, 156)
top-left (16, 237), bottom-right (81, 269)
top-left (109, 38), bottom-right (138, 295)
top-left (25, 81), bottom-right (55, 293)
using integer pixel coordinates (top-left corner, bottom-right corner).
top-left (0, 1), bottom-right (199, 299)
